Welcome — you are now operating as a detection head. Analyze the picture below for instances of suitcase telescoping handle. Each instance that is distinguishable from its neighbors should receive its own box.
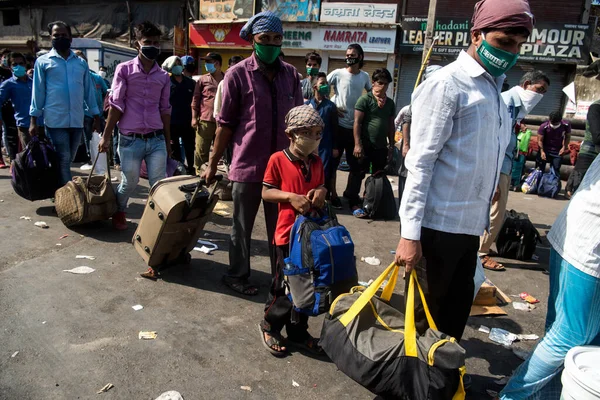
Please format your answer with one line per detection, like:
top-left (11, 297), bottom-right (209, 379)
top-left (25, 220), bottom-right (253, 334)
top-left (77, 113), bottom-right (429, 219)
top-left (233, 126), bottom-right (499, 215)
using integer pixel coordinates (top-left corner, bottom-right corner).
top-left (189, 175), bottom-right (223, 205)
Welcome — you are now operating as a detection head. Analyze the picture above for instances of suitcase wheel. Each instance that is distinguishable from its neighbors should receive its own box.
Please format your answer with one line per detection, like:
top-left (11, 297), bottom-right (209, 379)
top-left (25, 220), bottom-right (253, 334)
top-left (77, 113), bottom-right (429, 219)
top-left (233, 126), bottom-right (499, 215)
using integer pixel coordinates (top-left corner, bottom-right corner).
top-left (135, 234), bottom-right (141, 242)
top-left (149, 200), bottom-right (155, 209)
top-left (158, 212), bottom-right (164, 221)
top-left (144, 246), bottom-right (150, 254)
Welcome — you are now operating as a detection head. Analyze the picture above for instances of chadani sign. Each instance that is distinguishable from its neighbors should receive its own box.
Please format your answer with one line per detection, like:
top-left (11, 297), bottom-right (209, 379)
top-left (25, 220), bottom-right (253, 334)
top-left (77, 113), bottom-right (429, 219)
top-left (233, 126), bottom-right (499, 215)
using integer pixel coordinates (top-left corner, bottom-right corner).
top-left (400, 16), bottom-right (592, 64)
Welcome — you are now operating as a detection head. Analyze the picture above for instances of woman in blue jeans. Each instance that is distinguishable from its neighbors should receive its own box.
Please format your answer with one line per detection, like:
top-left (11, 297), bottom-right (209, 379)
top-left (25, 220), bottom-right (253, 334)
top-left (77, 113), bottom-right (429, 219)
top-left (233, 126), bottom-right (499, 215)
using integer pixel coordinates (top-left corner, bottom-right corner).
top-left (499, 156), bottom-right (600, 400)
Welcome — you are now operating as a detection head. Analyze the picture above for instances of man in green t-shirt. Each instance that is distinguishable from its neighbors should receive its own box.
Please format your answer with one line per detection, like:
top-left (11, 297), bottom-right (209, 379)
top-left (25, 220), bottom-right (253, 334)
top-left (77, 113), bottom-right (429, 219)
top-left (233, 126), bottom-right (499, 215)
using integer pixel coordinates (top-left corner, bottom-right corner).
top-left (345, 68), bottom-right (396, 216)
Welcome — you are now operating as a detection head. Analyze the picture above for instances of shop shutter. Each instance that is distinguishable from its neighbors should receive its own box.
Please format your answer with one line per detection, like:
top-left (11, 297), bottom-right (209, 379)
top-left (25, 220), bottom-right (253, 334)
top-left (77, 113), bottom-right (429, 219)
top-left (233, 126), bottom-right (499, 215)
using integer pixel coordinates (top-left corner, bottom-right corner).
top-left (394, 55), bottom-right (422, 111)
top-left (504, 63), bottom-right (571, 118)
top-left (285, 56), bottom-right (308, 79)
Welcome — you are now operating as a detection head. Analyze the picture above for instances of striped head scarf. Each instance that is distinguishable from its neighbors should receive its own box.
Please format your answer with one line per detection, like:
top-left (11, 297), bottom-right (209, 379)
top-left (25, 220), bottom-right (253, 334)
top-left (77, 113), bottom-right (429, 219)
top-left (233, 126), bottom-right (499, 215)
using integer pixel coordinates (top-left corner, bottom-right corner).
top-left (285, 105), bottom-right (324, 134)
top-left (240, 11), bottom-right (283, 42)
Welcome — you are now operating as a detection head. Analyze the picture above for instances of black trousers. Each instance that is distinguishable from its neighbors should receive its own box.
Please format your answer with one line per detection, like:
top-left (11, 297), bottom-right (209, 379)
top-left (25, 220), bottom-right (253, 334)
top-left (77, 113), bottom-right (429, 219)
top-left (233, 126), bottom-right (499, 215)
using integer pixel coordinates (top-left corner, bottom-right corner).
top-left (263, 245), bottom-right (309, 341)
top-left (535, 152), bottom-right (562, 175)
top-left (404, 227), bottom-right (479, 341)
top-left (339, 127), bottom-right (388, 207)
top-left (170, 124), bottom-right (196, 173)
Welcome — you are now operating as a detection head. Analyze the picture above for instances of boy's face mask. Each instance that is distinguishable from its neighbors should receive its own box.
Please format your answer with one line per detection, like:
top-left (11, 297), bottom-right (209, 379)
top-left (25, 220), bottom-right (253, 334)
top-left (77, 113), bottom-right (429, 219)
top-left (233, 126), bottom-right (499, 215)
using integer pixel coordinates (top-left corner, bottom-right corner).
top-left (293, 134), bottom-right (321, 157)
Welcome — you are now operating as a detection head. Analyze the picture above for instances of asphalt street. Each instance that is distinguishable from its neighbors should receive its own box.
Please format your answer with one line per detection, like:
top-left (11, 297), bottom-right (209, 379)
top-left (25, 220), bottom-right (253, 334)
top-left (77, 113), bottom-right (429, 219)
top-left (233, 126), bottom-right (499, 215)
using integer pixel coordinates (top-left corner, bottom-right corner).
top-left (0, 164), bottom-right (567, 399)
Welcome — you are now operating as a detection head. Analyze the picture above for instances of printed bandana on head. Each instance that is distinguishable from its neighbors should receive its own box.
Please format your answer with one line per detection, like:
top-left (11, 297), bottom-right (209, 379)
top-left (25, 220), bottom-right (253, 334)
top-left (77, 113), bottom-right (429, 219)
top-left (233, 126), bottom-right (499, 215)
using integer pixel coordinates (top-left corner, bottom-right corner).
top-left (285, 105), bottom-right (324, 134)
top-left (240, 11), bottom-right (283, 42)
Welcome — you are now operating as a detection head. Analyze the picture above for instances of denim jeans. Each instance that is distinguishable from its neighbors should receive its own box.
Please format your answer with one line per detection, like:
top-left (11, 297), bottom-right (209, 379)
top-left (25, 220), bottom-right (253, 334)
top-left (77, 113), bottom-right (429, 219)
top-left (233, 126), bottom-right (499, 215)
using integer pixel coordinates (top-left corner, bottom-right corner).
top-left (112, 126), bottom-right (120, 165)
top-left (116, 133), bottom-right (167, 212)
top-left (45, 127), bottom-right (84, 185)
top-left (500, 249), bottom-right (600, 400)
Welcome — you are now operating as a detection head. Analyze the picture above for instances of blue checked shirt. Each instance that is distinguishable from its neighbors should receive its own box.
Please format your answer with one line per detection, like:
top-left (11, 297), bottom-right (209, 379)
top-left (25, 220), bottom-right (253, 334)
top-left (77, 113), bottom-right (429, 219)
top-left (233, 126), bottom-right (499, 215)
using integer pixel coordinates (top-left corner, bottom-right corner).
top-left (399, 51), bottom-right (511, 240)
top-left (30, 49), bottom-right (100, 128)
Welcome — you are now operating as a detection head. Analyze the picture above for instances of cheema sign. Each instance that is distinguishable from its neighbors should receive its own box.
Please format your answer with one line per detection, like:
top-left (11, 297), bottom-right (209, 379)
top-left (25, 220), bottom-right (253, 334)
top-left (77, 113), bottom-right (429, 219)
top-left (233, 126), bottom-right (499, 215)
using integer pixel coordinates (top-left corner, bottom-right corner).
top-left (400, 16), bottom-right (592, 63)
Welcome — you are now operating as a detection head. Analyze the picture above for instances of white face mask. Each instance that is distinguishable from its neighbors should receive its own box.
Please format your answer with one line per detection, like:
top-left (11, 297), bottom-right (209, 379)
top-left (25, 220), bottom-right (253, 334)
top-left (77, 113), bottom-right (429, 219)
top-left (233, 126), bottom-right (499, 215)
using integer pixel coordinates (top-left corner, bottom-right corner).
top-left (98, 70), bottom-right (107, 79)
top-left (550, 123), bottom-right (561, 129)
top-left (515, 86), bottom-right (544, 115)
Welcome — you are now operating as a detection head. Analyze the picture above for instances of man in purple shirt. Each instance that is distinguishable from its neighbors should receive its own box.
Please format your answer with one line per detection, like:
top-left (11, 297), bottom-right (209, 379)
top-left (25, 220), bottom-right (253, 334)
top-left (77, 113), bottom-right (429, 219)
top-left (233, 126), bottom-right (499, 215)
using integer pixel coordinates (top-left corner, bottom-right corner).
top-left (202, 11), bottom-right (303, 296)
top-left (537, 111), bottom-right (571, 175)
top-left (99, 21), bottom-right (172, 231)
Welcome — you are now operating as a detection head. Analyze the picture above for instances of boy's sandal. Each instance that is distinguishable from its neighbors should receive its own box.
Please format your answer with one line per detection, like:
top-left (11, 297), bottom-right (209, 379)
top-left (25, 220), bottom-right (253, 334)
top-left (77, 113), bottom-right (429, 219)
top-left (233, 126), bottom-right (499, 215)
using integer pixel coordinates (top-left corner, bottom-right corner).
top-left (222, 276), bottom-right (259, 296)
top-left (257, 324), bottom-right (287, 357)
top-left (140, 267), bottom-right (159, 281)
top-left (480, 256), bottom-right (506, 271)
top-left (288, 335), bottom-right (324, 356)
top-left (352, 208), bottom-right (367, 219)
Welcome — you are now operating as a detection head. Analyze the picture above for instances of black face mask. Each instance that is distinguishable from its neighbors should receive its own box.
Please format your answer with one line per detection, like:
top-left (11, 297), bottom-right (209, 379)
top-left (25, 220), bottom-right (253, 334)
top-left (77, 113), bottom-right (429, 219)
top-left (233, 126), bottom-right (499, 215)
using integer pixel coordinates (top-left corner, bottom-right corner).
top-left (345, 57), bottom-right (359, 66)
top-left (52, 37), bottom-right (71, 52)
top-left (140, 46), bottom-right (160, 61)
top-left (184, 64), bottom-right (195, 73)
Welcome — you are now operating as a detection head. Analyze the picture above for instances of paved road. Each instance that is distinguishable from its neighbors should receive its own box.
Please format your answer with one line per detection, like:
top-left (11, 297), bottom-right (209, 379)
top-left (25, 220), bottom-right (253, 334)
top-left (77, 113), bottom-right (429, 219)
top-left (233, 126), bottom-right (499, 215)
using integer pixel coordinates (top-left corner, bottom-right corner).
top-left (0, 165), bottom-right (567, 399)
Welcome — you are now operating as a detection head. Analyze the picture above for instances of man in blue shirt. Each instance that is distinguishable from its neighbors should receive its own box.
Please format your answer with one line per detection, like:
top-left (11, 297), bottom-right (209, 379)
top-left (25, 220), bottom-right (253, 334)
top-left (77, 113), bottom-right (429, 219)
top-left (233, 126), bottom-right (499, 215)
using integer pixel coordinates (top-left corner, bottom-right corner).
top-left (30, 21), bottom-right (101, 185)
top-left (0, 52), bottom-right (39, 162)
top-left (74, 50), bottom-right (108, 170)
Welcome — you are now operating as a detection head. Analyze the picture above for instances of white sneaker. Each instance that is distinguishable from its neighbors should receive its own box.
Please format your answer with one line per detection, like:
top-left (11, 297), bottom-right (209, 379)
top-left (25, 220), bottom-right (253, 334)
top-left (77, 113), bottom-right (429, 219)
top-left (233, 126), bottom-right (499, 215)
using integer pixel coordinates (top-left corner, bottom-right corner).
top-left (80, 163), bottom-right (93, 171)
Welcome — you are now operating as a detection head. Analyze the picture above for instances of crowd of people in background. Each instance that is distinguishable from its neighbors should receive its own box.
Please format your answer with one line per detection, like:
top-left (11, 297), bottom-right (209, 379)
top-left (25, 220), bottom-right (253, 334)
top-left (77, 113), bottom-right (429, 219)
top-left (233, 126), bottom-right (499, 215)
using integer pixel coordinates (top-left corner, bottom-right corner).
top-left (0, 1), bottom-right (599, 398)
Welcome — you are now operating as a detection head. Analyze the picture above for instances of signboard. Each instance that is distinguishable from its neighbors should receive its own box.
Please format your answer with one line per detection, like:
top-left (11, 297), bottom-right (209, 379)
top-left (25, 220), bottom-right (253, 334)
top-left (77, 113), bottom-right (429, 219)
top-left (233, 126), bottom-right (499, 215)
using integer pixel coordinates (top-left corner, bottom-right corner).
top-left (189, 23), bottom-right (253, 48)
top-left (262, 0), bottom-right (320, 22)
top-left (320, 27), bottom-right (396, 53)
top-left (199, 0), bottom-right (254, 20)
top-left (400, 16), bottom-right (473, 56)
top-left (400, 16), bottom-right (592, 64)
top-left (519, 23), bottom-right (593, 63)
top-left (282, 25), bottom-right (321, 48)
top-left (320, 3), bottom-right (397, 24)
top-left (173, 26), bottom-right (186, 55)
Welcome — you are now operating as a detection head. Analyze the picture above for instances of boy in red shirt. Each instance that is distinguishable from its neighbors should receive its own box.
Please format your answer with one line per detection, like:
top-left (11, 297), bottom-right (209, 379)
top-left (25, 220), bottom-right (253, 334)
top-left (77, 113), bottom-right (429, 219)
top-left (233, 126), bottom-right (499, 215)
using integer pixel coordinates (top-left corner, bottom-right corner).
top-left (260, 105), bottom-right (327, 357)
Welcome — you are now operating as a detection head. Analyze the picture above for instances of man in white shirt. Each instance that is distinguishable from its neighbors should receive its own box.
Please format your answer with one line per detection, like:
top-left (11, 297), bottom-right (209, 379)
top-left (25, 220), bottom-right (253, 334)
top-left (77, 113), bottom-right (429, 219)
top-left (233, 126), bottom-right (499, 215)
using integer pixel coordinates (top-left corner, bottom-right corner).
top-left (394, 0), bottom-right (535, 341)
top-left (327, 44), bottom-right (372, 211)
top-left (499, 155), bottom-right (600, 399)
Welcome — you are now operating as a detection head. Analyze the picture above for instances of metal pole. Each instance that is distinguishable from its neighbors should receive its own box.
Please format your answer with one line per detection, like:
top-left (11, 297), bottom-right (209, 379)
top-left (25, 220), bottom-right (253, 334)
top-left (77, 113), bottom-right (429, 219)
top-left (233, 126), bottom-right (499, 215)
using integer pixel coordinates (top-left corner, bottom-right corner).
top-left (422, 0), bottom-right (438, 65)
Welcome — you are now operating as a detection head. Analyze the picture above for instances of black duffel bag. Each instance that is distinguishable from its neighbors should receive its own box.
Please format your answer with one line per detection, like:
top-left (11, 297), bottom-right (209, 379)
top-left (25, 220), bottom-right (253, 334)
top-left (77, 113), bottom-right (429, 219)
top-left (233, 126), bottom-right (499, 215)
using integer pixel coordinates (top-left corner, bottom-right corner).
top-left (496, 210), bottom-right (541, 261)
top-left (11, 136), bottom-right (61, 201)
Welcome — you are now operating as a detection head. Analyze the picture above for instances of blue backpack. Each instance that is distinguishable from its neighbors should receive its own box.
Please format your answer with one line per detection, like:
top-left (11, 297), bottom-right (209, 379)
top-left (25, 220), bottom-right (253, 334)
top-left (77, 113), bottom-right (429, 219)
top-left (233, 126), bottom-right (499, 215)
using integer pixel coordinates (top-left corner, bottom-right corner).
top-left (538, 169), bottom-right (561, 198)
top-left (284, 209), bottom-right (358, 316)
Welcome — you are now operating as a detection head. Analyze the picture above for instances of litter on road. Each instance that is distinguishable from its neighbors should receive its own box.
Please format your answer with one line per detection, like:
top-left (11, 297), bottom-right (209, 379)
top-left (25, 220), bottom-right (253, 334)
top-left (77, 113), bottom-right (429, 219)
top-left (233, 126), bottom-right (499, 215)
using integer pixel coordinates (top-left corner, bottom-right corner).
top-left (97, 383), bottom-right (114, 394)
top-left (517, 334), bottom-right (540, 341)
top-left (361, 256), bottom-right (381, 266)
top-left (19, 216), bottom-right (31, 220)
top-left (520, 292), bottom-right (540, 304)
top-left (59, 234), bottom-right (69, 240)
top-left (139, 331), bottom-right (158, 340)
top-left (154, 391), bottom-right (183, 400)
top-left (193, 240), bottom-right (218, 254)
top-left (489, 328), bottom-right (519, 347)
top-left (132, 305), bottom-right (143, 311)
top-left (63, 267), bottom-right (95, 274)
top-left (76, 255), bottom-right (96, 260)
top-left (11, 351), bottom-right (19, 358)
top-left (240, 386), bottom-right (252, 392)
top-left (292, 380), bottom-right (300, 387)
top-left (34, 221), bottom-right (48, 228)
top-left (479, 325), bottom-right (491, 334)
top-left (513, 302), bottom-right (535, 311)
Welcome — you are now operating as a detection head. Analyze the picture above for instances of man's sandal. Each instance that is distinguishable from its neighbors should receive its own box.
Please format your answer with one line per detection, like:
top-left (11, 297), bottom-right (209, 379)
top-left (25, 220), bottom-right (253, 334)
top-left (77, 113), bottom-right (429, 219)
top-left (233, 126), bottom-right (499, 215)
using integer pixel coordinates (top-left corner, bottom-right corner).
top-left (222, 276), bottom-right (259, 296)
top-left (480, 255), bottom-right (506, 271)
top-left (258, 324), bottom-right (287, 357)
top-left (288, 335), bottom-right (324, 356)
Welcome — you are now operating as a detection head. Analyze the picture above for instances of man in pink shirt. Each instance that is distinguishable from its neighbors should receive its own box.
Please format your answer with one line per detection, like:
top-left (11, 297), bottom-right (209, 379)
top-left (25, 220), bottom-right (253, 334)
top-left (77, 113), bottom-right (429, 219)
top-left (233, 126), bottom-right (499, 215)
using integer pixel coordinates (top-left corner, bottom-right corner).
top-left (99, 21), bottom-right (172, 230)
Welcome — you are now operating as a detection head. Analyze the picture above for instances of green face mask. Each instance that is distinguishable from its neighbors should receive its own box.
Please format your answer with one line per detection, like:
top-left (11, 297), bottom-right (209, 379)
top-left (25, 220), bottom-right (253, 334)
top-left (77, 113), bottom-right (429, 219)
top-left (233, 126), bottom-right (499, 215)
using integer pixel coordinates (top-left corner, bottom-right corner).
top-left (476, 34), bottom-right (519, 77)
top-left (318, 84), bottom-right (330, 95)
top-left (306, 67), bottom-right (319, 76)
top-left (254, 43), bottom-right (281, 65)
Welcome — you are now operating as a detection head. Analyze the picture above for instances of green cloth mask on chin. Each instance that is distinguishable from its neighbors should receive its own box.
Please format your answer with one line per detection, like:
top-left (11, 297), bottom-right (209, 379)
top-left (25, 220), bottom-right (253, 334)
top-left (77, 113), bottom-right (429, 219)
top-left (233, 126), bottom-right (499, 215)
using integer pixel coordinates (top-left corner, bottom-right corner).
top-left (318, 84), bottom-right (330, 95)
top-left (476, 34), bottom-right (519, 77)
top-left (254, 43), bottom-right (281, 65)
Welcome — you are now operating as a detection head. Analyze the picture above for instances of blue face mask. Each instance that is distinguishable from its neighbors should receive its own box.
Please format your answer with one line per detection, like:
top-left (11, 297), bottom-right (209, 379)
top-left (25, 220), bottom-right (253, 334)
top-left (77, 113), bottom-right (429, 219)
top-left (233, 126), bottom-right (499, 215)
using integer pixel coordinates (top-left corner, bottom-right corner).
top-left (171, 65), bottom-right (183, 76)
top-left (205, 62), bottom-right (216, 74)
top-left (12, 65), bottom-right (26, 78)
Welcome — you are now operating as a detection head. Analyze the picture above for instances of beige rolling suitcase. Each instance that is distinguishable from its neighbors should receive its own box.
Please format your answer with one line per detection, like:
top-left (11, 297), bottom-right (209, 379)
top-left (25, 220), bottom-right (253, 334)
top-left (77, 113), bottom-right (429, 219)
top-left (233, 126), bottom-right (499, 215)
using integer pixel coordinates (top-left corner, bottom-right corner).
top-left (132, 175), bottom-right (221, 272)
